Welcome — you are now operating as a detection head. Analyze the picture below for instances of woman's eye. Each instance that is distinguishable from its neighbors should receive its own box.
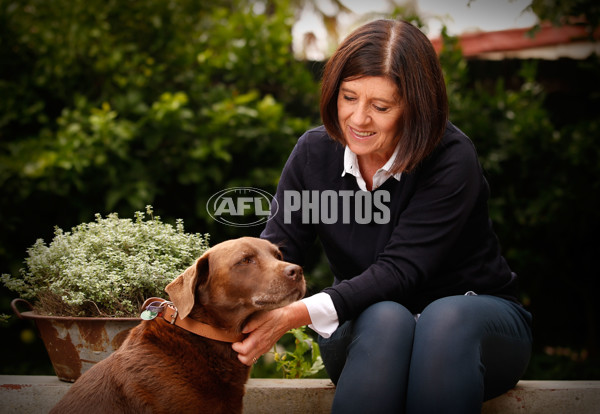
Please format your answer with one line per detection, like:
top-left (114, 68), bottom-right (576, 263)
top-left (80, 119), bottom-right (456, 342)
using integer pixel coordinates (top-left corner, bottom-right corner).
top-left (343, 95), bottom-right (356, 102)
top-left (374, 105), bottom-right (388, 112)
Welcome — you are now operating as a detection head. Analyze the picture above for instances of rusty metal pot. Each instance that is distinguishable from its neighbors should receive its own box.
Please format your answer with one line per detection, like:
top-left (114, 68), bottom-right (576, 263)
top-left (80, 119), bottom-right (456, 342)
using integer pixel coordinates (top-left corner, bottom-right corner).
top-left (11, 298), bottom-right (141, 382)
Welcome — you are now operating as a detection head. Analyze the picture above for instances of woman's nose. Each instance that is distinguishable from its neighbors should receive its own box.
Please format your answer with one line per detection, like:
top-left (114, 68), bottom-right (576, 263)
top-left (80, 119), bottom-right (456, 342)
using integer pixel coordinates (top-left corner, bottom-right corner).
top-left (351, 103), bottom-right (370, 125)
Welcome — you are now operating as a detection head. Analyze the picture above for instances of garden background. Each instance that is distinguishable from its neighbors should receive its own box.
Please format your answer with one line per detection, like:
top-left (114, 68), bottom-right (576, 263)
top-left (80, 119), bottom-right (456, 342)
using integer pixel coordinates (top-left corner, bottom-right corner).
top-left (1, 0), bottom-right (599, 379)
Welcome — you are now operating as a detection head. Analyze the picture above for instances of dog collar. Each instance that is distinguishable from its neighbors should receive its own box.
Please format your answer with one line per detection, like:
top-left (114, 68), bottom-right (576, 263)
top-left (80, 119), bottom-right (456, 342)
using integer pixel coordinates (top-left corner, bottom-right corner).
top-left (140, 297), bottom-right (245, 343)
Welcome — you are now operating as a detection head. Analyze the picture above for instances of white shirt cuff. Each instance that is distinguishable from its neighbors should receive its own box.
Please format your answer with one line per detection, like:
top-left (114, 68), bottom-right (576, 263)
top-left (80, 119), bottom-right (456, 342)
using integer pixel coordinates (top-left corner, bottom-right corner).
top-left (301, 292), bottom-right (339, 338)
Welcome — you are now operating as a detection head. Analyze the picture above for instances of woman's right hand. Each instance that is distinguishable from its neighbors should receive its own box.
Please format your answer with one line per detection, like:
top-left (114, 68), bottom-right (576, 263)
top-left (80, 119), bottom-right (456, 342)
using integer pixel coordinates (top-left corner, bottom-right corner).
top-left (232, 301), bottom-right (310, 366)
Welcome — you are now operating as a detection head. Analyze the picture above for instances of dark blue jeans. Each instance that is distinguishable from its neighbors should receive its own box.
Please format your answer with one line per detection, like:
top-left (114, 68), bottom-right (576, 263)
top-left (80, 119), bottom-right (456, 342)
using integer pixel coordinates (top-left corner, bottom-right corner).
top-left (318, 295), bottom-right (532, 414)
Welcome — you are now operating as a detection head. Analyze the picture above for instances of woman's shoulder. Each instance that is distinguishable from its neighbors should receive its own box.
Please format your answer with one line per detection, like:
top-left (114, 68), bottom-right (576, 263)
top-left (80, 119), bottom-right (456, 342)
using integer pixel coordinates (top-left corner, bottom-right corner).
top-left (428, 121), bottom-right (480, 165)
top-left (298, 125), bottom-right (339, 146)
top-left (441, 121), bottom-right (476, 150)
top-left (413, 121), bottom-right (483, 185)
top-left (296, 125), bottom-right (345, 162)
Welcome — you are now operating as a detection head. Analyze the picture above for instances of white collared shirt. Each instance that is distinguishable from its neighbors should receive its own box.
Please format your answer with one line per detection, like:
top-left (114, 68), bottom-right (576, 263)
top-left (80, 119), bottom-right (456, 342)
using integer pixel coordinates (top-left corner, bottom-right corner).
top-left (301, 144), bottom-right (402, 338)
top-left (341, 144), bottom-right (403, 191)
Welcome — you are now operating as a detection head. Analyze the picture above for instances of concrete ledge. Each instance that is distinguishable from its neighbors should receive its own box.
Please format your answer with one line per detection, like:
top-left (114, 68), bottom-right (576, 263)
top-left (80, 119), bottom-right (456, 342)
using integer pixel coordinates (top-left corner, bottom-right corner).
top-left (1, 376), bottom-right (599, 413)
top-left (481, 380), bottom-right (600, 414)
top-left (0, 376), bottom-right (336, 414)
top-left (244, 378), bottom-right (335, 414)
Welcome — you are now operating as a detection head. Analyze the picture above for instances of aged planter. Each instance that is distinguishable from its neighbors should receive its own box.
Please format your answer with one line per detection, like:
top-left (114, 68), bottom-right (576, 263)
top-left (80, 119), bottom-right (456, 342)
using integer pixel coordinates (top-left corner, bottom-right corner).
top-left (11, 298), bottom-right (140, 382)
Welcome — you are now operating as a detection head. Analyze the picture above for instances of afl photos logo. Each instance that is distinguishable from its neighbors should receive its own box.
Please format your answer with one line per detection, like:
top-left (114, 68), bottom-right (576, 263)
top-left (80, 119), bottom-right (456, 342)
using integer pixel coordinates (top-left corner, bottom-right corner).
top-left (206, 187), bottom-right (278, 227)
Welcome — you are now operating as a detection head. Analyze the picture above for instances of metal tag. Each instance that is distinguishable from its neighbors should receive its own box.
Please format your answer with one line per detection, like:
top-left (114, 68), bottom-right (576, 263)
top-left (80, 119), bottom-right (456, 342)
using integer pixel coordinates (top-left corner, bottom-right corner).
top-left (140, 310), bottom-right (158, 320)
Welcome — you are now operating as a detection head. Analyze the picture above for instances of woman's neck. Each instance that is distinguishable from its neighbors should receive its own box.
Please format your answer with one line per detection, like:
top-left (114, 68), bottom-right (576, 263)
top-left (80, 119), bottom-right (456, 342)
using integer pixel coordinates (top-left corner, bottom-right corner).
top-left (357, 154), bottom-right (388, 191)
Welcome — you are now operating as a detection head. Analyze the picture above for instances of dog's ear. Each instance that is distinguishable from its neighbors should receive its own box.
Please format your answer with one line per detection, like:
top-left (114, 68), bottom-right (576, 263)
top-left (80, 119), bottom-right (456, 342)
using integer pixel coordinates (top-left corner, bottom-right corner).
top-left (165, 251), bottom-right (209, 319)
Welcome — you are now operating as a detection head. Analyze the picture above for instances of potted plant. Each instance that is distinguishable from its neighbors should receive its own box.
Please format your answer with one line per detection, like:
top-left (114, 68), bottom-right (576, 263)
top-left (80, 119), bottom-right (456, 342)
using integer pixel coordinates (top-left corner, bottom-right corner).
top-left (2, 206), bottom-right (209, 381)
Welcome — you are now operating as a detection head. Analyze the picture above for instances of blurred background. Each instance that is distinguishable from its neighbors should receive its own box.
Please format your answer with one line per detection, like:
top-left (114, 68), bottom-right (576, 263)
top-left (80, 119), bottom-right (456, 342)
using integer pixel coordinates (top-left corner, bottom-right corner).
top-left (1, 0), bottom-right (599, 379)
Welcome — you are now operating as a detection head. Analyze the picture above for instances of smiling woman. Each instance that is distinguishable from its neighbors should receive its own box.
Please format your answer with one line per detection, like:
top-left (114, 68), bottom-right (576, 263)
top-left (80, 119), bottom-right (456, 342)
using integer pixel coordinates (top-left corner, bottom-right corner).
top-left (319, 19), bottom-right (448, 175)
top-left (236, 18), bottom-right (533, 414)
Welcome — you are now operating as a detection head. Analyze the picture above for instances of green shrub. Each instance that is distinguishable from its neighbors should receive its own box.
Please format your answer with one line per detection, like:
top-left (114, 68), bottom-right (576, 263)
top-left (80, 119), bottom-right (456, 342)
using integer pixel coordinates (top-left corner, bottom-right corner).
top-left (2, 206), bottom-right (209, 317)
top-left (273, 327), bottom-right (325, 379)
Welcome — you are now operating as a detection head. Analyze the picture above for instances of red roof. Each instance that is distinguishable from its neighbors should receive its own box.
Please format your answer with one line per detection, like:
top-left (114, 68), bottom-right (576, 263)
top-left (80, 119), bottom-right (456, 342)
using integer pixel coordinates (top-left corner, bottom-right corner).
top-left (429, 23), bottom-right (600, 58)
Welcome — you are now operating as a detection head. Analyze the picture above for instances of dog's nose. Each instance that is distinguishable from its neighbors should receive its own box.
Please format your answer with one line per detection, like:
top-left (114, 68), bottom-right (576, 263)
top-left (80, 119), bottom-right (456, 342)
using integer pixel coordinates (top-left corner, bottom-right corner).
top-left (284, 264), bottom-right (303, 281)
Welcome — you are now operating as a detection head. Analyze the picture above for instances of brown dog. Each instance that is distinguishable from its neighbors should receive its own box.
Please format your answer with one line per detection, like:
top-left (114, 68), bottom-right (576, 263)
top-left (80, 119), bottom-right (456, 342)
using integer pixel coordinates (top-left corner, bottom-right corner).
top-left (50, 237), bottom-right (305, 414)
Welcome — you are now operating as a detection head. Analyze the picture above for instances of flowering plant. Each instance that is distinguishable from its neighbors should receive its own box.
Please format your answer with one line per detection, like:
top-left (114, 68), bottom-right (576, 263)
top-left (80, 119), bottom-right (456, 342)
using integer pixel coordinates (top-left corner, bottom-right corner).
top-left (2, 206), bottom-right (209, 317)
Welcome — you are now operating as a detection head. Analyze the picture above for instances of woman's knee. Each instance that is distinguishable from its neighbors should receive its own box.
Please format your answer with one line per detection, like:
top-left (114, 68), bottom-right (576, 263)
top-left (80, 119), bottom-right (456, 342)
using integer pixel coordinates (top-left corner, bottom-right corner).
top-left (349, 301), bottom-right (416, 358)
top-left (412, 296), bottom-right (489, 364)
top-left (354, 301), bottom-right (416, 335)
top-left (321, 301), bottom-right (415, 385)
top-left (416, 296), bottom-right (472, 334)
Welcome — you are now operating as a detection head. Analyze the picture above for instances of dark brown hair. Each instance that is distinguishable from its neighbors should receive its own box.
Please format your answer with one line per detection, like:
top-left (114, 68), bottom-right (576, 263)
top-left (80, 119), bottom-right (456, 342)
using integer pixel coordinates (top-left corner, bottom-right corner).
top-left (320, 19), bottom-right (448, 173)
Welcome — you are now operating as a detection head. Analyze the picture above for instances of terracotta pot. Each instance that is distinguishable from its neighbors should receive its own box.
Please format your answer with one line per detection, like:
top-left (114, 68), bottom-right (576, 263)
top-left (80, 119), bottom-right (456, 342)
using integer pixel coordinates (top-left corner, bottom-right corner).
top-left (11, 298), bottom-right (141, 382)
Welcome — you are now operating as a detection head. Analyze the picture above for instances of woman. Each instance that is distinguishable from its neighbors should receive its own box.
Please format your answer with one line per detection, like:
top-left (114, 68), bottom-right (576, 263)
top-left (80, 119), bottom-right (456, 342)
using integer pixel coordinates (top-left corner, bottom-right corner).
top-left (232, 19), bottom-right (532, 413)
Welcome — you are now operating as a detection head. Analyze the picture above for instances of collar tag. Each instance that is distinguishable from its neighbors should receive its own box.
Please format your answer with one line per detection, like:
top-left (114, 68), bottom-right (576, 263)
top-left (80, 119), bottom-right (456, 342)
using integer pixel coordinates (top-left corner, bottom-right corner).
top-left (140, 299), bottom-right (168, 320)
top-left (140, 310), bottom-right (158, 320)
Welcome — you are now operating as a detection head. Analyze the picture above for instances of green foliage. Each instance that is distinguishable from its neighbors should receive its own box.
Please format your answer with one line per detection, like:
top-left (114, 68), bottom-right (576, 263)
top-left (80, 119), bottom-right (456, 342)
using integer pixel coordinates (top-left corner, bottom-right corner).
top-left (0, 0), bottom-right (320, 378)
top-left (1, 206), bottom-right (209, 317)
top-left (526, 345), bottom-right (600, 380)
top-left (0, 0), bottom-right (318, 248)
top-left (530, 0), bottom-right (600, 32)
top-left (273, 327), bottom-right (325, 379)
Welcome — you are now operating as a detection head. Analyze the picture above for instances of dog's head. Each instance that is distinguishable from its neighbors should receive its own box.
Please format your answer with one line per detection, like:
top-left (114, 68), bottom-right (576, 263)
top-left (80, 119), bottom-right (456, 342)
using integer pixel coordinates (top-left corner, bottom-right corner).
top-left (165, 237), bottom-right (306, 332)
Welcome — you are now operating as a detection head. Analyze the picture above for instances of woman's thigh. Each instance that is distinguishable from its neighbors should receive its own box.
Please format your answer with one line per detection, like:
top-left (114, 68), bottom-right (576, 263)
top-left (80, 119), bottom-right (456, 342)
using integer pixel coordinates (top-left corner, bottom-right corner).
top-left (407, 295), bottom-right (532, 414)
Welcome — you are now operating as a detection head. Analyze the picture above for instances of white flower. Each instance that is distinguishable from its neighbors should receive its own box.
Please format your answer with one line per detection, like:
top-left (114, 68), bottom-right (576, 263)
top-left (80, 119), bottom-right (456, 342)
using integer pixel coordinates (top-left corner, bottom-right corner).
top-left (2, 206), bottom-right (209, 317)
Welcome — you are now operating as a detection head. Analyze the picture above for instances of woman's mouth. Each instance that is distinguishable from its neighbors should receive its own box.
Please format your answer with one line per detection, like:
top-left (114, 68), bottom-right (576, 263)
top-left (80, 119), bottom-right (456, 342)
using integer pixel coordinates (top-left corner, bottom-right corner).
top-left (349, 126), bottom-right (376, 140)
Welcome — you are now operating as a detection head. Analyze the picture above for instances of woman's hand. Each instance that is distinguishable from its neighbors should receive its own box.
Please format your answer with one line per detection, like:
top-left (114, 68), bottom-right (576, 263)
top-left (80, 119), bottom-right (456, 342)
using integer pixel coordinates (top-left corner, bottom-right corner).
top-left (232, 301), bottom-right (310, 366)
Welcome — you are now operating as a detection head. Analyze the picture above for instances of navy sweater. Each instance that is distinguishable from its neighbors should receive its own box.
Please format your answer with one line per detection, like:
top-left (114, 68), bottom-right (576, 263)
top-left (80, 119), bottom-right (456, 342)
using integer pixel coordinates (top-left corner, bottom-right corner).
top-left (261, 123), bottom-right (519, 324)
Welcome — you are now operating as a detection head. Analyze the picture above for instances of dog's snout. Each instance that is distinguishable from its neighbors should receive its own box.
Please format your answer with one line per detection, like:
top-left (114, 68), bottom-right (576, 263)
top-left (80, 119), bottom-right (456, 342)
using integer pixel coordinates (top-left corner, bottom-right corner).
top-left (284, 264), bottom-right (303, 281)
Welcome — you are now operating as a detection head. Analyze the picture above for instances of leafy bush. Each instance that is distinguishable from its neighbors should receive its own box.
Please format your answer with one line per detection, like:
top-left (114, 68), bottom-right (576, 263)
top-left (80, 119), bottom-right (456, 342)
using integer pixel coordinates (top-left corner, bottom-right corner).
top-left (0, 0), bottom-right (318, 257)
top-left (273, 327), bottom-right (325, 379)
top-left (1, 206), bottom-right (209, 317)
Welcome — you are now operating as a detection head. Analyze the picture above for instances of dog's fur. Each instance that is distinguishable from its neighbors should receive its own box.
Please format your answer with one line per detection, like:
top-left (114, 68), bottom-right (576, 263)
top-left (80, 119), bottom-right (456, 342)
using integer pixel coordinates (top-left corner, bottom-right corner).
top-left (50, 237), bottom-right (305, 414)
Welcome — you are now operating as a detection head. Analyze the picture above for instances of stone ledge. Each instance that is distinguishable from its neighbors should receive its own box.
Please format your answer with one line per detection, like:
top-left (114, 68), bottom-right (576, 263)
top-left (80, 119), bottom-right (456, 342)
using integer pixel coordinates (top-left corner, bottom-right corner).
top-left (1, 376), bottom-right (599, 413)
top-left (482, 380), bottom-right (600, 414)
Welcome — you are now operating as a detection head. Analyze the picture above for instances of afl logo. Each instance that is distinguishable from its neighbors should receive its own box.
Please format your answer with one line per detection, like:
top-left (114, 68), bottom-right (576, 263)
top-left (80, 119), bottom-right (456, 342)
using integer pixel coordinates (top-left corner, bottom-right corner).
top-left (206, 187), bottom-right (278, 227)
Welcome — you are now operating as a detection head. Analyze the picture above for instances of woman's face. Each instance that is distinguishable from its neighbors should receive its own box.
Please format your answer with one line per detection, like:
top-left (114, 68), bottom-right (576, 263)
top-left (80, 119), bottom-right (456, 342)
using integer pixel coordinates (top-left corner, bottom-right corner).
top-left (337, 76), bottom-right (403, 162)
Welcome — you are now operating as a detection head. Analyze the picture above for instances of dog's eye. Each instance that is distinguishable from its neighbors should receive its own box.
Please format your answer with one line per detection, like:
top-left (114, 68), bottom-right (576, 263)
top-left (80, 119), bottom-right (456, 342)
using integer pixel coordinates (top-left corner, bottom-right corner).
top-left (238, 256), bottom-right (255, 265)
top-left (275, 251), bottom-right (283, 260)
